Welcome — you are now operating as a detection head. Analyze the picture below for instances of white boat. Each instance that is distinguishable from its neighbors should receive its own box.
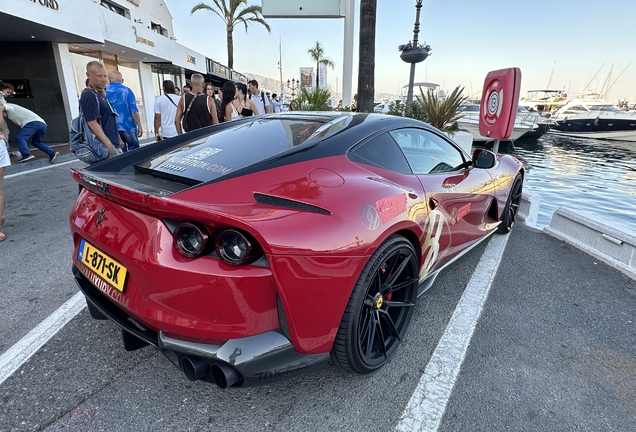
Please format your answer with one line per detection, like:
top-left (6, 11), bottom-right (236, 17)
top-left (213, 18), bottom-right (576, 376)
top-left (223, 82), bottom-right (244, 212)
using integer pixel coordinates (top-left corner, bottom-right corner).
top-left (519, 89), bottom-right (569, 115)
top-left (548, 99), bottom-right (636, 142)
top-left (456, 104), bottom-right (538, 142)
top-left (374, 98), bottom-right (403, 114)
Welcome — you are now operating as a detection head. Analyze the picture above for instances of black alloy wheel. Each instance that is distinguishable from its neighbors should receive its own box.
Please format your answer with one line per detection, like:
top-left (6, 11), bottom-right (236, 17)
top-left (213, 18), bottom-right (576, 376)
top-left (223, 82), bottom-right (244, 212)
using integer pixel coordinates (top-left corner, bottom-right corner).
top-left (498, 174), bottom-right (523, 234)
top-left (332, 235), bottom-right (418, 374)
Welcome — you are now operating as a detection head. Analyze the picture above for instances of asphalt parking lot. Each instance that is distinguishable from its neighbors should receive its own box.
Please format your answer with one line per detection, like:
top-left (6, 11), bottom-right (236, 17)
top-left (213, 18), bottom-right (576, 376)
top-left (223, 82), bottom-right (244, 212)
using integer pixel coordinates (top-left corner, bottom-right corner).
top-left (0, 160), bottom-right (634, 431)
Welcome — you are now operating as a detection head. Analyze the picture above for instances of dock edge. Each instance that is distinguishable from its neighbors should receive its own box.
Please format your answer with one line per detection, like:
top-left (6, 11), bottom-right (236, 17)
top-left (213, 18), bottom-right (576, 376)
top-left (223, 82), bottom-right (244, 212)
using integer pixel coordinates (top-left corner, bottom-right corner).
top-left (543, 207), bottom-right (636, 281)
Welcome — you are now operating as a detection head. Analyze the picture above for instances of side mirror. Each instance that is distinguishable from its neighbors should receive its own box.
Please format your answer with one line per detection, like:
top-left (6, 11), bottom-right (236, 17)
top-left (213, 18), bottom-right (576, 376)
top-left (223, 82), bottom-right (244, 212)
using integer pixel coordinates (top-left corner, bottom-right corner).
top-left (472, 149), bottom-right (496, 169)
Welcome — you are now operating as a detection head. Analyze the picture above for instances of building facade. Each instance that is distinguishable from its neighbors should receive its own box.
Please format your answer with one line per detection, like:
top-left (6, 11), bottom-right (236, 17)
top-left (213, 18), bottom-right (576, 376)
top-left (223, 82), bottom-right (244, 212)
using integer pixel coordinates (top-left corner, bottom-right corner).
top-left (0, 0), bottom-right (246, 144)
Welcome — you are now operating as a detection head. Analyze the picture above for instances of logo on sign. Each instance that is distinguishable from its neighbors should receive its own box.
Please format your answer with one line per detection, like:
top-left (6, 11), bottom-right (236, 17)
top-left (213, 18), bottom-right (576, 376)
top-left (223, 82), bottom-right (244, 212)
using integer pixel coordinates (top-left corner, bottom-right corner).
top-left (484, 81), bottom-right (503, 125)
top-left (29, 0), bottom-right (59, 11)
top-left (132, 26), bottom-right (155, 47)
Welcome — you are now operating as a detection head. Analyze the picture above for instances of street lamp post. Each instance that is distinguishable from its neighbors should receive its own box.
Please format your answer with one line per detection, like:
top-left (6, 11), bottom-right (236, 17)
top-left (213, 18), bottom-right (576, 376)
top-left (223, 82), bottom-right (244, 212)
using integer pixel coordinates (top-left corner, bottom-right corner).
top-left (286, 78), bottom-right (298, 100)
top-left (404, 0), bottom-right (426, 107)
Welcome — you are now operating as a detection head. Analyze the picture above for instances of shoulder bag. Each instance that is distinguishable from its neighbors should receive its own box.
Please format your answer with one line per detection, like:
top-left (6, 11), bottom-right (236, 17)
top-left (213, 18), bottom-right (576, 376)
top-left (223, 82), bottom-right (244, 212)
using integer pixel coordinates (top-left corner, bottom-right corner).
top-left (69, 90), bottom-right (109, 164)
top-left (182, 93), bottom-right (199, 132)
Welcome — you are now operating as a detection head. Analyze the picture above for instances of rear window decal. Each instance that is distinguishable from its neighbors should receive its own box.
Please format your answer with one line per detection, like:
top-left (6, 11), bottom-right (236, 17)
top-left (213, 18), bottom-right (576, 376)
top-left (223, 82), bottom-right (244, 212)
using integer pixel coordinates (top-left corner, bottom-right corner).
top-left (185, 148), bottom-right (223, 160)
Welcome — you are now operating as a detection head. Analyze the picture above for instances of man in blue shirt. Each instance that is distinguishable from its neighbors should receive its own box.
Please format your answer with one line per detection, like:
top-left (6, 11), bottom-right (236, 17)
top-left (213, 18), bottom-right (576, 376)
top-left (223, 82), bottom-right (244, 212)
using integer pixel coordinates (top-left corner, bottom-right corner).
top-left (106, 70), bottom-right (143, 152)
top-left (81, 61), bottom-right (123, 159)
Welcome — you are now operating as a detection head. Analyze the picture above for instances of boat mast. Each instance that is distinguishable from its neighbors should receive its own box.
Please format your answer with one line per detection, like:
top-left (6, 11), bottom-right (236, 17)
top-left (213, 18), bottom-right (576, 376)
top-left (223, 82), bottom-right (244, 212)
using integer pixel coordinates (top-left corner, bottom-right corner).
top-left (546, 61), bottom-right (556, 89)
top-left (600, 64), bottom-right (614, 99)
top-left (583, 62), bottom-right (606, 96)
top-left (603, 63), bottom-right (631, 99)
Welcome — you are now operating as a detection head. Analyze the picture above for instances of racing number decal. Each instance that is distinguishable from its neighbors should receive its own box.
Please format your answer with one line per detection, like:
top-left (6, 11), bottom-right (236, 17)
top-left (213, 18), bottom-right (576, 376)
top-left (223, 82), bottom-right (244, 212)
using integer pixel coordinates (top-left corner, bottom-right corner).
top-left (361, 205), bottom-right (381, 231)
top-left (420, 209), bottom-right (450, 278)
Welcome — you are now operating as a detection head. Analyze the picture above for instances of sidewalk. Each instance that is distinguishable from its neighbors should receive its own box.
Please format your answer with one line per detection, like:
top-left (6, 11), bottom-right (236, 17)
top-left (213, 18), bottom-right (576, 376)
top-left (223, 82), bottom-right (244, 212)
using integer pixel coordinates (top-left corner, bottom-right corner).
top-left (4, 136), bottom-right (157, 176)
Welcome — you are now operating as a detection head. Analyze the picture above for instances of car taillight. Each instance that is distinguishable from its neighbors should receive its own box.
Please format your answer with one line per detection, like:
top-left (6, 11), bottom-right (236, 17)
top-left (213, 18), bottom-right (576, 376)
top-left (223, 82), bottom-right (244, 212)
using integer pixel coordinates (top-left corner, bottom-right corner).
top-left (174, 222), bottom-right (211, 258)
top-left (215, 229), bottom-right (260, 266)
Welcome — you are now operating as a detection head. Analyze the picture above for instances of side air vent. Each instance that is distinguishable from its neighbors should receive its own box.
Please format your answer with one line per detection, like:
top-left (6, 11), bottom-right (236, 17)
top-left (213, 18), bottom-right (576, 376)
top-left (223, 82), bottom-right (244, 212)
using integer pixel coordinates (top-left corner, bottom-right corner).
top-left (254, 193), bottom-right (331, 215)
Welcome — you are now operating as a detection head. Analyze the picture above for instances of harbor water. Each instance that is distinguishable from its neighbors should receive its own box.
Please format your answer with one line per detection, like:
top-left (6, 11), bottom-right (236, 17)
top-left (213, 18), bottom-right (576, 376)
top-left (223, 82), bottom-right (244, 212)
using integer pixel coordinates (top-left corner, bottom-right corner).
top-left (498, 134), bottom-right (636, 232)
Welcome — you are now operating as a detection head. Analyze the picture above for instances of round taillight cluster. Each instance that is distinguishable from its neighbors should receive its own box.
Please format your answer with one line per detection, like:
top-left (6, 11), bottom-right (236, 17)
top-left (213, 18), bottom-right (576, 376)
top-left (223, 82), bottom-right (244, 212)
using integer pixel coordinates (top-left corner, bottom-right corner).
top-left (215, 230), bottom-right (260, 266)
top-left (174, 222), bottom-right (210, 258)
top-left (173, 223), bottom-right (261, 265)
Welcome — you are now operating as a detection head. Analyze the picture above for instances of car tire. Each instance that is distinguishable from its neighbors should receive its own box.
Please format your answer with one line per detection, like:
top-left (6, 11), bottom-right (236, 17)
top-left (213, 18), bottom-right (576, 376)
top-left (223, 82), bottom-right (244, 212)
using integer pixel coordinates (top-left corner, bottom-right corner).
top-left (331, 235), bottom-right (418, 374)
top-left (497, 174), bottom-right (523, 234)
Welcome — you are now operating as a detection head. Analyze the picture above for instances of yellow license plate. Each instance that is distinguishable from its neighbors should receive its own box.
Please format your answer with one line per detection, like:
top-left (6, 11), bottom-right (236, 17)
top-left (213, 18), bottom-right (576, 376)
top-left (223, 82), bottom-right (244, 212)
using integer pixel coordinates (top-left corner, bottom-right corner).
top-left (78, 239), bottom-right (128, 292)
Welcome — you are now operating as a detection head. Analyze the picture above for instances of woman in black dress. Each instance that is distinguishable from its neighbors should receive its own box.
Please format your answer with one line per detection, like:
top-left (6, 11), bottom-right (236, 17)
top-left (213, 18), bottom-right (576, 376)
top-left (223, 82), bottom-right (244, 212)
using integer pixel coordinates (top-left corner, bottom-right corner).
top-left (233, 82), bottom-right (259, 118)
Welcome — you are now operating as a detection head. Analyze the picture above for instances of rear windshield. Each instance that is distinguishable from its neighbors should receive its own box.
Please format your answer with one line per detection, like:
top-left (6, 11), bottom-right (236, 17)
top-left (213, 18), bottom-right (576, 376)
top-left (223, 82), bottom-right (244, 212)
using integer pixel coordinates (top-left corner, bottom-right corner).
top-left (142, 117), bottom-right (327, 183)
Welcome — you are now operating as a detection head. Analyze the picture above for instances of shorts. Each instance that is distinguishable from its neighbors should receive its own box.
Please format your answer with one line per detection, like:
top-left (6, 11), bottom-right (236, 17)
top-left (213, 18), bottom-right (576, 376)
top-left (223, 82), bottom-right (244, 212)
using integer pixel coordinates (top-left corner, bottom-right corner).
top-left (0, 138), bottom-right (10, 168)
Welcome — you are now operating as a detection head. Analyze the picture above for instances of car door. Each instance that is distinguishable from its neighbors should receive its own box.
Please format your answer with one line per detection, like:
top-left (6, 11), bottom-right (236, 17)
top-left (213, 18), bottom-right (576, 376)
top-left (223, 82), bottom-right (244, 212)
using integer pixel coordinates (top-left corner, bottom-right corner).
top-left (388, 128), bottom-right (496, 273)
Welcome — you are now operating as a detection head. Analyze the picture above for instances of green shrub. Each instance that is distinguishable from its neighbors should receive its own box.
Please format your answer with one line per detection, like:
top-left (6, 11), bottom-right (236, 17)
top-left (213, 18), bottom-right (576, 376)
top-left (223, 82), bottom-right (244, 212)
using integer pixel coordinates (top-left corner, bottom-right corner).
top-left (290, 87), bottom-right (332, 111)
top-left (390, 86), bottom-right (467, 132)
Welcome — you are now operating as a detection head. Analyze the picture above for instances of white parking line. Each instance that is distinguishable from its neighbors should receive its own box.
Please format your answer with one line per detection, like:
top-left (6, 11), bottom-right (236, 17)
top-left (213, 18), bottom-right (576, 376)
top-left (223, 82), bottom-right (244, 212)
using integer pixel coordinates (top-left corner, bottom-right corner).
top-left (0, 292), bottom-right (86, 386)
top-left (396, 233), bottom-right (510, 432)
top-left (5, 159), bottom-right (79, 179)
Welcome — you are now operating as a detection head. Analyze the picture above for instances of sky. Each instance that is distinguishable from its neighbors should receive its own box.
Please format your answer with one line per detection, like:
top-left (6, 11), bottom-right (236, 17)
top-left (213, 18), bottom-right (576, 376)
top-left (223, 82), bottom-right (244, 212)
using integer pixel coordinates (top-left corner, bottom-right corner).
top-left (163, 0), bottom-right (636, 102)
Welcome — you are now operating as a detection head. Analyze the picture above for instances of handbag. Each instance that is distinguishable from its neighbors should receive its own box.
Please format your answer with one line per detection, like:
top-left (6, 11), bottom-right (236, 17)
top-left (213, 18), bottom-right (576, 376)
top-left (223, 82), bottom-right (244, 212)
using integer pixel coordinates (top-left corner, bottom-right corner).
top-left (69, 91), bottom-right (109, 164)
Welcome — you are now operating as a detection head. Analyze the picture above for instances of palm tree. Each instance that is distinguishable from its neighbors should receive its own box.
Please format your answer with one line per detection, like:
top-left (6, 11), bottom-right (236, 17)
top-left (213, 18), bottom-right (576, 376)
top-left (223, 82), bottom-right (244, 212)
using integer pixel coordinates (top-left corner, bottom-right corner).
top-left (191, 0), bottom-right (271, 70)
top-left (357, 0), bottom-right (377, 112)
top-left (307, 41), bottom-right (335, 88)
top-left (417, 85), bottom-right (468, 131)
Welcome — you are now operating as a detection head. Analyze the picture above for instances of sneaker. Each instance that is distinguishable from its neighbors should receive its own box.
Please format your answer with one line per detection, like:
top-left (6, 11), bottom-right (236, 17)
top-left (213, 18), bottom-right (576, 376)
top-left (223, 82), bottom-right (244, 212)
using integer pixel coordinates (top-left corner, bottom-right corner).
top-left (19, 154), bottom-right (35, 163)
top-left (10, 151), bottom-right (21, 158)
top-left (49, 151), bottom-right (60, 164)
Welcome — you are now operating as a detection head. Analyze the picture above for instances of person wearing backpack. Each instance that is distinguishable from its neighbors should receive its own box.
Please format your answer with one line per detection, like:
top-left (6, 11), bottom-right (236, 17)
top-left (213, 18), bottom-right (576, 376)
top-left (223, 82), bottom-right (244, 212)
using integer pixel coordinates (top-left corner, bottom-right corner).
top-left (153, 80), bottom-right (180, 140)
top-left (247, 80), bottom-right (271, 115)
top-left (80, 61), bottom-right (123, 159)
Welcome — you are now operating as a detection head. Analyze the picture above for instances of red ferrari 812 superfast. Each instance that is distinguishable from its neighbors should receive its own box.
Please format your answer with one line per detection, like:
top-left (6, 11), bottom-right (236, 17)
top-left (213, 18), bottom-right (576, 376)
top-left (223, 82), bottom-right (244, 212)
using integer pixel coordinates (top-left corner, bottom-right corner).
top-left (69, 112), bottom-right (524, 388)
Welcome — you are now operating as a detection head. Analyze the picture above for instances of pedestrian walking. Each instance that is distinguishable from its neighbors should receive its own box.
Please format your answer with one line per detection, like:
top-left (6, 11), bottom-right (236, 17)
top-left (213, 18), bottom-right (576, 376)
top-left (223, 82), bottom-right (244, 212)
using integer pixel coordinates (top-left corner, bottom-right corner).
top-left (0, 82), bottom-right (12, 149)
top-left (153, 80), bottom-right (180, 140)
top-left (1, 102), bottom-right (59, 164)
top-left (106, 70), bottom-right (143, 152)
top-left (0, 112), bottom-right (8, 242)
top-left (270, 93), bottom-right (283, 113)
top-left (234, 82), bottom-right (259, 118)
top-left (80, 61), bottom-right (123, 159)
top-left (175, 73), bottom-right (218, 134)
top-left (220, 81), bottom-right (238, 122)
top-left (247, 79), bottom-right (270, 114)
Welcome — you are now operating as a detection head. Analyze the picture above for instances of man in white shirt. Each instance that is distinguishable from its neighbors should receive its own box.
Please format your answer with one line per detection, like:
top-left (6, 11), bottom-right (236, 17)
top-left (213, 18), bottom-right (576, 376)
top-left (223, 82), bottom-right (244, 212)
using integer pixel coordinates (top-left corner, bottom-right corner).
top-left (1, 102), bottom-right (58, 163)
top-left (248, 80), bottom-right (271, 115)
top-left (153, 80), bottom-right (181, 140)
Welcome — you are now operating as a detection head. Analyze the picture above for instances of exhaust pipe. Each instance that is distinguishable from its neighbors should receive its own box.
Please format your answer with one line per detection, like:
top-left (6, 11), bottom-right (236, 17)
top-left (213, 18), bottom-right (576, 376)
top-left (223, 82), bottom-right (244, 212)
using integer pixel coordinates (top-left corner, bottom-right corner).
top-left (181, 356), bottom-right (208, 381)
top-left (211, 363), bottom-right (241, 389)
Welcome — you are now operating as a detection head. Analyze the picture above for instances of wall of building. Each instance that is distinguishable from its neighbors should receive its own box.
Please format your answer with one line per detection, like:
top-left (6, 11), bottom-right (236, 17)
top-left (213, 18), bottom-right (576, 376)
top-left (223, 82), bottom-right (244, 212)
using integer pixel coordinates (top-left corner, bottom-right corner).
top-left (1, 41), bottom-right (68, 144)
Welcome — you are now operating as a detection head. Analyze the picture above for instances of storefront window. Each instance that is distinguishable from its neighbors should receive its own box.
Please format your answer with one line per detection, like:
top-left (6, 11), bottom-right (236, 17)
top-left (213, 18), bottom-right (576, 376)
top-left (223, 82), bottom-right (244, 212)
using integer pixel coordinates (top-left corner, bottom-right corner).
top-left (68, 46), bottom-right (146, 132)
top-left (150, 65), bottom-right (183, 98)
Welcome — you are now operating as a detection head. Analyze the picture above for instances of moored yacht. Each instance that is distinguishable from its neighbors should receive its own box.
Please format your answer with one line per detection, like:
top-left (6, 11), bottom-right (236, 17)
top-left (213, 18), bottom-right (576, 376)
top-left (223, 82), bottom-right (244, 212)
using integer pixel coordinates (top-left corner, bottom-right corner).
top-left (519, 89), bottom-right (569, 115)
top-left (516, 106), bottom-right (555, 140)
top-left (456, 104), bottom-right (538, 142)
top-left (548, 99), bottom-right (636, 142)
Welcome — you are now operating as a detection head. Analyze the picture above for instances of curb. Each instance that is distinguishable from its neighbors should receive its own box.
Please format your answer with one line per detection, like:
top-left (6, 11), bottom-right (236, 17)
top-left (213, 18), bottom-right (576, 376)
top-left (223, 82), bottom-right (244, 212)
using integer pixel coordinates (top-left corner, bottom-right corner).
top-left (519, 191), bottom-right (540, 227)
top-left (544, 208), bottom-right (636, 281)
